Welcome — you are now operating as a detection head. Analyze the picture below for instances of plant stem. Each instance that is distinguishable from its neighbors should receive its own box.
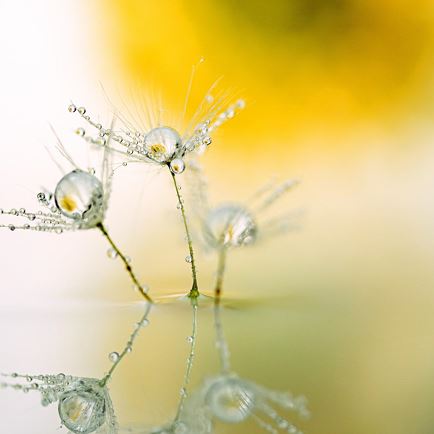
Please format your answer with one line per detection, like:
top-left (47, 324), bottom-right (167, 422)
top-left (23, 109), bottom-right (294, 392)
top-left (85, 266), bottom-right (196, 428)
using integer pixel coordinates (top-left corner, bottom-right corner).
top-left (214, 246), bottom-right (231, 373)
top-left (97, 222), bottom-right (153, 303)
top-left (169, 170), bottom-right (199, 299)
top-left (100, 301), bottom-right (152, 386)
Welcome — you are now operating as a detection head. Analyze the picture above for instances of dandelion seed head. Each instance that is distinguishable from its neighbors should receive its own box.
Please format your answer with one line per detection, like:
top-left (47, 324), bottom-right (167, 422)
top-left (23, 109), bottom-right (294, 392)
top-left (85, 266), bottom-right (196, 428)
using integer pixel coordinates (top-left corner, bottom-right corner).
top-left (54, 169), bottom-right (104, 225)
top-left (204, 205), bottom-right (257, 248)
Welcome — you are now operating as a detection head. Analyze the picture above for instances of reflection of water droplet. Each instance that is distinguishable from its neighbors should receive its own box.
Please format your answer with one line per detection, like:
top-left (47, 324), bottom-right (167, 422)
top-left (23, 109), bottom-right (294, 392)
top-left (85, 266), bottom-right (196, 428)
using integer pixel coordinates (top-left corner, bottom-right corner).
top-left (174, 421), bottom-right (187, 434)
top-left (185, 255), bottom-right (192, 263)
top-left (206, 376), bottom-right (255, 423)
top-left (58, 382), bottom-right (106, 434)
top-left (109, 352), bottom-right (120, 363)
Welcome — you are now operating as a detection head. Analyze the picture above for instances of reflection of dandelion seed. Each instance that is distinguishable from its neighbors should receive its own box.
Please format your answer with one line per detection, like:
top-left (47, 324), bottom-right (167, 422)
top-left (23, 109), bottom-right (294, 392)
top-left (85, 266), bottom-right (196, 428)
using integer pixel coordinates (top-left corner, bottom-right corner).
top-left (183, 374), bottom-right (309, 434)
top-left (0, 373), bottom-right (117, 434)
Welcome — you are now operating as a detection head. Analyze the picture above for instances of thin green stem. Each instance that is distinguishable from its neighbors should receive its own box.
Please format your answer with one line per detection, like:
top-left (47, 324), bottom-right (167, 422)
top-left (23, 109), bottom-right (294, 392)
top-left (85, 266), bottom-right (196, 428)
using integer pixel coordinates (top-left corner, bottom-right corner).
top-left (169, 170), bottom-right (199, 299)
top-left (174, 298), bottom-right (198, 421)
top-left (214, 246), bottom-right (231, 373)
top-left (97, 222), bottom-right (153, 303)
top-left (100, 301), bottom-right (152, 386)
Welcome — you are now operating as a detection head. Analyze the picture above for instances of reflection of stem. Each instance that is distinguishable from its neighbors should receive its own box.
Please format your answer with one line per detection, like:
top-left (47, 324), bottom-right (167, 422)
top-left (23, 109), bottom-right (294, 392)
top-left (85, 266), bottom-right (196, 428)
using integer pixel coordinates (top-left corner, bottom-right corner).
top-left (169, 170), bottom-right (199, 299)
top-left (97, 222), bottom-right (153, 303)
top-left (214, 246), bottom-right (231, 373)
top-left (100, 301), bottom-right (152, 386)
top-left (174, 298), bottom-right (198, 421)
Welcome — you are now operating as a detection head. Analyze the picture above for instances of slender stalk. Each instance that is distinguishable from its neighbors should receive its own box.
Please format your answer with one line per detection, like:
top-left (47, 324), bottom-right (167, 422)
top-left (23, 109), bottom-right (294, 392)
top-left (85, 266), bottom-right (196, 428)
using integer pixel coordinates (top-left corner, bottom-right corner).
top-left (97, 222), bottom-right (153, 303)
top-left (169, 168), bottom-right (201, 422)
top-left (169, 170), bottom-right (199, 299)
top-left (174, 298), bottom-right (198, 421)
top-left (214, 246), bottom-right (231, 373)
top-left (100, 301), bottom-right (152, 386)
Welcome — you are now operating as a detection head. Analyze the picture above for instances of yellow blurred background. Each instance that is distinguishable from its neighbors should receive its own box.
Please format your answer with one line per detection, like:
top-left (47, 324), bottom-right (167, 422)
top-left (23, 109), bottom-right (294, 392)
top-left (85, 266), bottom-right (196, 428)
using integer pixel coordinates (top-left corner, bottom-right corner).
top-left (0, 1), bottom-right (434, 433)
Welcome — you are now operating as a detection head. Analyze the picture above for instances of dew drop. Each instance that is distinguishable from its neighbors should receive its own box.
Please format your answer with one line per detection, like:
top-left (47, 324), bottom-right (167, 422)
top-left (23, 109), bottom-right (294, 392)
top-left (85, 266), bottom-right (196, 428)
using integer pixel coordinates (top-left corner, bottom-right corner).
top-left (185, 255), bottom-right (192, 263)
top-left (68, 104), bottom-right (77, 113)
top-left (139, 318), bottom-right (150, 328)
top-left (78, 107), bottom-right (86, 115)
top-left (109, 352), bottom-right (120, 363)
top-left (186, 336), bottom-right (194, 343)
top-left (107, 248), bottom-right (118, 259)
top-left (75, 128), bottom-right (85, 137)
top-left (169, 158), bottom-right (185, 175)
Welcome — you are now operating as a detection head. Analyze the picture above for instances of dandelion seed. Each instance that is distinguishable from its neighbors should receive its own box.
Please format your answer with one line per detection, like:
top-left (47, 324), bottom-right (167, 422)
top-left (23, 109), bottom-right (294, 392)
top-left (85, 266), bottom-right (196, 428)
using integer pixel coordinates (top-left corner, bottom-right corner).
top-left (70, 88), bottom-right (245, 170)
top-left (199, 179), bottom-right (300, 250)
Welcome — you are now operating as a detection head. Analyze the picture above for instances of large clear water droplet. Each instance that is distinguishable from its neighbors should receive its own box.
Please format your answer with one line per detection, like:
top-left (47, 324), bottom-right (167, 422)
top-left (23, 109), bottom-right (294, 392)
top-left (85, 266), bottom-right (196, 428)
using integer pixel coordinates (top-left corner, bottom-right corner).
top-left (54, 170), bottom-right (104, 225)
top-left (144, 127), bottom-right (181, 164)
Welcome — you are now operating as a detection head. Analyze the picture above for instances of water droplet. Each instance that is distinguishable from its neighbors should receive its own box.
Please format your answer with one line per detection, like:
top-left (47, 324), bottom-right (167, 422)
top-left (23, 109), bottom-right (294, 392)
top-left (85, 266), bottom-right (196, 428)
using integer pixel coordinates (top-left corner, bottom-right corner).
top-left (68, 104), bottom-right (76, 113)
top-left (139, 318), bottom-right (150, 328)
top-left (57, 373), bottom-right (66, 381)
top-left (180, 387), bottom-right (187, 397)
top-left (8, 224), bottom-right (15, 231)
top-left (107, 248), bottom-right (118, 259)
top-left (109, 352), bottom-right (120, 363)
top-left (144, 127), bottom-right (182, 164)
top-left (78, 107), bottom-right (86, 115)
top-left (54, 170), bottom-right (104, 224)
top-left (185, 255), bottom-right (192, 263)
top-left (170, 158), bottom-right (185, 175)
top-left (186, 336), bottom-right (194, 343)
top-left (75, 128), bottom-right (85, 137)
